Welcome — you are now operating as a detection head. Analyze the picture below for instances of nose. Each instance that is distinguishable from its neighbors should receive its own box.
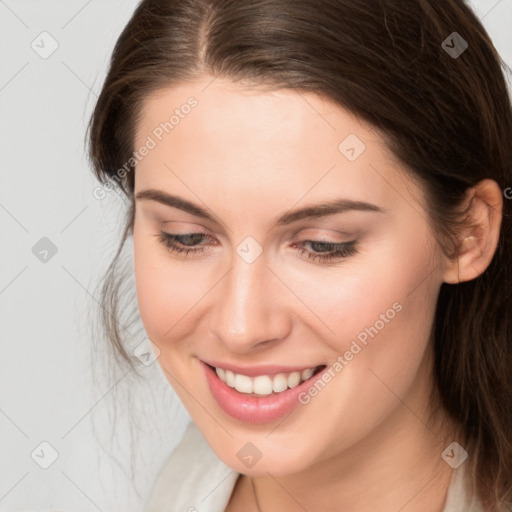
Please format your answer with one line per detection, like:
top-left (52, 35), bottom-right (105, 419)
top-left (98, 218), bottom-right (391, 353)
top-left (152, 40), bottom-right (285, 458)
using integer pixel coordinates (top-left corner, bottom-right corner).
top-left (210, 246), bottom-right (292, 353)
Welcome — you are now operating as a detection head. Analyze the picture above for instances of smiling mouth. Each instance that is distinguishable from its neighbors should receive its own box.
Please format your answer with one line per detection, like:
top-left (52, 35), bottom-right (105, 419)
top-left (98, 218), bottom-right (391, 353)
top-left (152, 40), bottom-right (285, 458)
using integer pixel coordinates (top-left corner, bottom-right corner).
top-left (205, 363), bottom-right (326, 397)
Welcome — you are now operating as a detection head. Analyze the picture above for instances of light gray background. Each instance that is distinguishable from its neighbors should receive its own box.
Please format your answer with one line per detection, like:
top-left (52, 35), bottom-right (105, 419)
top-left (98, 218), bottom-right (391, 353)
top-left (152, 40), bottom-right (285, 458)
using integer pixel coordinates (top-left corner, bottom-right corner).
top-left (1, 1), bottom-right (511, 511)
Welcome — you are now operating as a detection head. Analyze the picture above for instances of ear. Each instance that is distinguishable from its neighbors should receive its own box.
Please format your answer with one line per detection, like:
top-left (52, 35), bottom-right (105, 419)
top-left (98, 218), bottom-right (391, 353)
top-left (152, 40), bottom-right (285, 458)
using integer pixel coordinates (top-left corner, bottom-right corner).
top-left (442, 179), bottom-right (503, 284)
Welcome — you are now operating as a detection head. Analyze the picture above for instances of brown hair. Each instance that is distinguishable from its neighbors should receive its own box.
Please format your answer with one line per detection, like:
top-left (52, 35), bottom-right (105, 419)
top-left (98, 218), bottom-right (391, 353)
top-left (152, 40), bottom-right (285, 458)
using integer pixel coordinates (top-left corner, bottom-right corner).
top-left (87, 0), bottom-right (512, 509)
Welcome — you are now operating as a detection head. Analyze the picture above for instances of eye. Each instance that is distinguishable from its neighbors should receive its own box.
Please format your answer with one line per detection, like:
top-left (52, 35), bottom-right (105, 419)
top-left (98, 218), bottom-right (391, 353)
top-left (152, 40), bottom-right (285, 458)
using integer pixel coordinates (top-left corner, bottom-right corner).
top-left (156, 231), bottom-right (358, 263)
top-left (156, 231), bottom-right (213, 257)
top-left (293, 240), bottom-right (358, 263)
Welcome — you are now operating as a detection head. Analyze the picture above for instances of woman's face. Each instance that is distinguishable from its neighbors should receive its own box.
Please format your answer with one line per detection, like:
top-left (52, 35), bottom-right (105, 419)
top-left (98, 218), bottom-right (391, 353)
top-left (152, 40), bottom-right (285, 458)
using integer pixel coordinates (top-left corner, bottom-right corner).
top-left (132, 76), bottom-right (448, 476)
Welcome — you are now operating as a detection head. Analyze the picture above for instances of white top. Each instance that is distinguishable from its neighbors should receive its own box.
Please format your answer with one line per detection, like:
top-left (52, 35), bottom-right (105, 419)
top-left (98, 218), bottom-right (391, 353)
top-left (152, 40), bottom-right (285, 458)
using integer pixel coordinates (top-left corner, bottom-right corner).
top-left (143, 421), bottom-right (484, 512)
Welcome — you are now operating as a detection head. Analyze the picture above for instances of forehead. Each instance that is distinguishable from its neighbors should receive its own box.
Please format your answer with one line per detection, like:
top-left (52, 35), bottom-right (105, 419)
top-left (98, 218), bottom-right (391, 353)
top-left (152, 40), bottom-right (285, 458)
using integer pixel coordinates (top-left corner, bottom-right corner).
top-left (136, 77), bottom-right (370, 151)
top-left (133, 77), bottom-right (421, 216)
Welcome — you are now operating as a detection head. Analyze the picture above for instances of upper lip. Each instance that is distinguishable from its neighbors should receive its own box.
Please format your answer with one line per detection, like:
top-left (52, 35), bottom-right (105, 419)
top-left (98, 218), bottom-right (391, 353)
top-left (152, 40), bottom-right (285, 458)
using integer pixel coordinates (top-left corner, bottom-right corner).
top-left (202, 359), bottom-right (325, 377)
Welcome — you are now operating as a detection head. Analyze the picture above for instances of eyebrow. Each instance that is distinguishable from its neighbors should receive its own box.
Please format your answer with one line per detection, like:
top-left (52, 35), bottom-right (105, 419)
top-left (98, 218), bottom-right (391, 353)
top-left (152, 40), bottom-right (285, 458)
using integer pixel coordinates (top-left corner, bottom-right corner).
top-left (135, 188), bottom-right (385, 226)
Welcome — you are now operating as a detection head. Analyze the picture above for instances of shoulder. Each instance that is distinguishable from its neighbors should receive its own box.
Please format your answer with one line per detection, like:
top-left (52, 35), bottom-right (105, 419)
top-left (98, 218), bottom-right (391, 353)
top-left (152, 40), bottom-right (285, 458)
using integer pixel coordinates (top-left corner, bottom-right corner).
top-left (144, 422), bottom-right (240, 512)
top-left (442, 464), bottom-right (485, 512)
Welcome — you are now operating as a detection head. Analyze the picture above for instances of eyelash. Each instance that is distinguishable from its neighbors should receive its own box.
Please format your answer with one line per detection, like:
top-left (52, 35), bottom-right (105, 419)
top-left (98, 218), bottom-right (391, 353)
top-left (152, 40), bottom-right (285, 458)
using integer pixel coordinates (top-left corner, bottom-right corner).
top-left (156, 231), bottom-right (358, 263)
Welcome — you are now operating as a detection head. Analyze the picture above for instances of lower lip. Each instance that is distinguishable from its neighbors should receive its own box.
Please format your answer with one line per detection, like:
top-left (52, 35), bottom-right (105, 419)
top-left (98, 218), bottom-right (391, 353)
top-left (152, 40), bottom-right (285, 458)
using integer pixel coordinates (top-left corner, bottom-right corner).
top-left (201, 361), bottom-right (325, 424)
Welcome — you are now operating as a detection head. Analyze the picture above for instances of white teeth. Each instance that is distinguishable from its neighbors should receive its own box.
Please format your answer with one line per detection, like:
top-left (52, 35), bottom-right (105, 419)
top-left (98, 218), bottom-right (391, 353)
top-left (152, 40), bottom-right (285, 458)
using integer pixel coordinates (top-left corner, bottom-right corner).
top-left (234, 374), bottom-right (253, 394)
top-left (273, 373), bottom-right (288, 393)
top-left (253, 375), bottom-right (273, 395)
top-left (225, 370), bottom-right (235, 387)
top-left (214, 366), bottom-right (319, 395)
top-left (287, 371), bottom-right (301, 388)
top-left (301, 368), bottom-right (314, 381)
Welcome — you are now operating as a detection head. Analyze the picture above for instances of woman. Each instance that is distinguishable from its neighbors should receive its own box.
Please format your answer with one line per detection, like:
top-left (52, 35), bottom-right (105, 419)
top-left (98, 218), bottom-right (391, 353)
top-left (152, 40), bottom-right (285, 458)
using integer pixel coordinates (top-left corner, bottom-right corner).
top-left (88, 0), bottom-right (512, 510)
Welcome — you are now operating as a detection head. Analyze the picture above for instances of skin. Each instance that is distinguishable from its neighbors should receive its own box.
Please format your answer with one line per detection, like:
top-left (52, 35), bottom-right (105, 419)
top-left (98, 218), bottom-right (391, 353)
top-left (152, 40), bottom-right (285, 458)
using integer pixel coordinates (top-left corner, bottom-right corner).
top-left (131, 76), bottom-right (502, 511)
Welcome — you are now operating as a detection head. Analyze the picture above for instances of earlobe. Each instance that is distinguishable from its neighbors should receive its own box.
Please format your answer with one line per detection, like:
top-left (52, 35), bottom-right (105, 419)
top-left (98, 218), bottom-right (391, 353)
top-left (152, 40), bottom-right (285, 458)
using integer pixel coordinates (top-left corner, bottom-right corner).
top-left (442, 179), bottom-right (503, 284)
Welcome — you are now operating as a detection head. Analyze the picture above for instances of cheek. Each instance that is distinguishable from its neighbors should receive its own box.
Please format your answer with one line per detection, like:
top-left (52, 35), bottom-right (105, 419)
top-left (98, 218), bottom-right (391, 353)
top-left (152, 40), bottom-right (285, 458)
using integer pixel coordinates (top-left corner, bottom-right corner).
top-left (133, 229), bottom-right (203, 343)
top-left (286, 239), bottom-right (441, 450)
top-left (341, 241), bottom-right (440, 405)
top-left (304, 237), bottom-right (439, 339)
top-left (302, 230), bottom-right (441, 361)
